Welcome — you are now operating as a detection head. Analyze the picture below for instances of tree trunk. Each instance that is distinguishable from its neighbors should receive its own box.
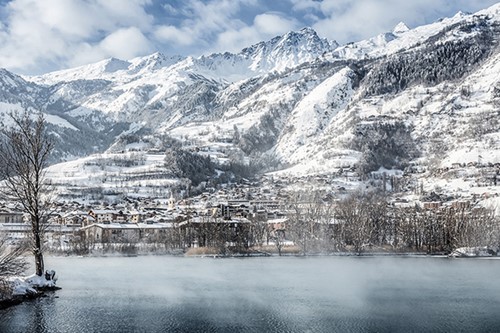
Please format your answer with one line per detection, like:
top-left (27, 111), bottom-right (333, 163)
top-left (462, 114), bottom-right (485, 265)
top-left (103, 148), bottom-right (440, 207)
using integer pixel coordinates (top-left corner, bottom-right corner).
top-left (31, 215), bottom-right (45, 276)
top-left (34, 247), bottom-right (44, 277)
top-left (33, 224), bottom-right (44, 276)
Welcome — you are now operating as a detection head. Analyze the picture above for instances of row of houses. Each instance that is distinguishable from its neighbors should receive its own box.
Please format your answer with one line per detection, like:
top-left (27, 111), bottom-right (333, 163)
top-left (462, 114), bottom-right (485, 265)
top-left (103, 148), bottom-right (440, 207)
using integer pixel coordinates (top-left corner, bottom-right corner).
top-left (1, 179), bottom-right (495, 252)
top-left (0, 197), bottom-right (288, 250)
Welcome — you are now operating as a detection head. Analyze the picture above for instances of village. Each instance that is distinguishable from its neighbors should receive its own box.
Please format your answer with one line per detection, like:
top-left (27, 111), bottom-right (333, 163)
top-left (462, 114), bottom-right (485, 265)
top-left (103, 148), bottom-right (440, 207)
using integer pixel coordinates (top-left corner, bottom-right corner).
top-left (0, 184), bottom-right (290, 255)
top-left (1, 166), bottom-right (499, 257)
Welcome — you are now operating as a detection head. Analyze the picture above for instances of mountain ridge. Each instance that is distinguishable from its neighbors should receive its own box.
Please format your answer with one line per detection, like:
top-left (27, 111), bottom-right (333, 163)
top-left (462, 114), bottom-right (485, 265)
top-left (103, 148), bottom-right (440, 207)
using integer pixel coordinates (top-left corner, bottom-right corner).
top-left (0, 3), bottom-right (499, 201)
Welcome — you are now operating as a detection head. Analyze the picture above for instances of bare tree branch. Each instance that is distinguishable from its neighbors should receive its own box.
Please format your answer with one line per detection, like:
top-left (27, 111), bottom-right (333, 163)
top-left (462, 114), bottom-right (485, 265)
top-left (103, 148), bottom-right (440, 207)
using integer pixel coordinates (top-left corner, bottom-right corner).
top-left (0, 112), bottom-right (54, 276)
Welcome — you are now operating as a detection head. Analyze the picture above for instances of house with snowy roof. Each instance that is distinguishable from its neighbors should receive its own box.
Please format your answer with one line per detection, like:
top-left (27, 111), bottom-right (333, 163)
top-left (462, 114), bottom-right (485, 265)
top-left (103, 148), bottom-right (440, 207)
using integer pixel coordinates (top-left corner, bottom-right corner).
top-left (81, 222), bottom-right (176, 244)
top-left (88, 209), bottom-right (129, 223)
top-left (0, 208), bottom-right (24, 224)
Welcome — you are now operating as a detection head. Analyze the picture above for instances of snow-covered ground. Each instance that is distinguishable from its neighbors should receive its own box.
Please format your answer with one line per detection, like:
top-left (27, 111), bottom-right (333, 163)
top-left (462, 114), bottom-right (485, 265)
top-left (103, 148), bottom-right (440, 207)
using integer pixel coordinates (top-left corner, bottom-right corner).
top-left (3, 272), bottom-right (58, 303)
top-left (45, 151), bottom-right (181, 201)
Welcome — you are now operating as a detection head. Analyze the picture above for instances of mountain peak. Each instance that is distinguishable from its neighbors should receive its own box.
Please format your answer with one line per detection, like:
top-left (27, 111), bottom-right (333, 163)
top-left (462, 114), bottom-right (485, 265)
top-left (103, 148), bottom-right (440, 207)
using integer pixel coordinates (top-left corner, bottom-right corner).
top-left (0, 68), bottom-right (26, 86)
top-left (296, 26), bottom-right (319, 37)
top-left (245, 27), bottom-right (335, 54)
top-left (281, 27), bottom-right (324, 44)
top-left (238, 27), bottom-right (336, 73)
top-left (128, 52), bottom-right (185, 73)
top-left (102, 57), bottom-right (130, 73)
top-left (452, 10), bottom-right (468, 19)
top-left (392, 21), bottom-right (410, 35)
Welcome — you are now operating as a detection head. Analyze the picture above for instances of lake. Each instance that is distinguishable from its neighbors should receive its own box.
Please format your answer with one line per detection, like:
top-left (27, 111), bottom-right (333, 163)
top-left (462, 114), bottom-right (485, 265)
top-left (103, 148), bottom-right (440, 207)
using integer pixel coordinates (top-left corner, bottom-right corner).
top-left (1, 256), bottom-right (500, 332)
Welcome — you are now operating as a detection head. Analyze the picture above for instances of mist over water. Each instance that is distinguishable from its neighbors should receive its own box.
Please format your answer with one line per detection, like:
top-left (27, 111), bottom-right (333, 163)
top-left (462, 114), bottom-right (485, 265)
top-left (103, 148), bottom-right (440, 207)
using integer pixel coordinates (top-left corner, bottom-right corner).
top-left (1, 256), bottom-right (500, 332)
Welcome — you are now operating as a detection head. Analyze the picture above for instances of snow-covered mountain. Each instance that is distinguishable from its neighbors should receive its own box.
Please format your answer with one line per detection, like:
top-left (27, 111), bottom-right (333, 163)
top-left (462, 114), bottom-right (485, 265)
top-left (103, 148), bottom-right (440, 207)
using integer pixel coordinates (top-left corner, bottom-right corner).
top-left (2, 3), bottom-right (500, 200)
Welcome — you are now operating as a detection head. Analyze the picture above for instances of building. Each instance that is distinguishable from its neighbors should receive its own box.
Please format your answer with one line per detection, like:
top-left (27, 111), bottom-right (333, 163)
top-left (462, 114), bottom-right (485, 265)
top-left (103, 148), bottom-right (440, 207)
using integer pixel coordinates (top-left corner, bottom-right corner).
top-left (88, 209), bottom-right (128, 223)
top-left (81, 222), bottom-right (175, 244)
top-left (0, 209), bottom-right (24, 224)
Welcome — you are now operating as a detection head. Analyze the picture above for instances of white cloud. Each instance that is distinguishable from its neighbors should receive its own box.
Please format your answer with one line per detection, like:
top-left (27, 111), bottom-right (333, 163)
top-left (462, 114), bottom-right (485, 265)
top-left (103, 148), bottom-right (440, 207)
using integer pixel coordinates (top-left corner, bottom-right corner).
top-left (154, 26), bottom-right (194, 46)
top-left (0, 0), bottom-right (154, 74)
top-left (311, 0), bottom-right (500, 43)
top-left (67, 27), bottom-right (153, 67)
top-left (162, 4), bottom-right (180, 15)
top-left (290, 0), bottom-right (321, 12)
top-left (214, 13), bottom-right (298, 53)
top-left (8, 0), bottom-right (154, 38)
top-left (151, 0), bottom-right (267, 54)
top-left (184, 0), bottom-right (248, 33)
top-left (254, 13), bottom-right (297, 35)
top-left (215, 28), bottom-right (258, 54)
top-left (67, 43), bottom-right (106, 69)
top-left (100, 27), bottom-right (153, 60)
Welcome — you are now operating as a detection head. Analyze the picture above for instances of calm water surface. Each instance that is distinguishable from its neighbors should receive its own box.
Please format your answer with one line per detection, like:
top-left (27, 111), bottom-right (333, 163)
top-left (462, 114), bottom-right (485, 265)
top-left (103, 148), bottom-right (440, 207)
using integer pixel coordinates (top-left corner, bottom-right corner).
top-left (1, 256), bottom-right (500, 332)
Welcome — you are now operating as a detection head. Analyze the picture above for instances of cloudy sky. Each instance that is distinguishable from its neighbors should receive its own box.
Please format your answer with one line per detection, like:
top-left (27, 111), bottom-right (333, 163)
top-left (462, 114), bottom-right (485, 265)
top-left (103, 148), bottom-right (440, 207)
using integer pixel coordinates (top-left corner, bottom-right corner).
top-left (0, 0), bottom-right (498, 75)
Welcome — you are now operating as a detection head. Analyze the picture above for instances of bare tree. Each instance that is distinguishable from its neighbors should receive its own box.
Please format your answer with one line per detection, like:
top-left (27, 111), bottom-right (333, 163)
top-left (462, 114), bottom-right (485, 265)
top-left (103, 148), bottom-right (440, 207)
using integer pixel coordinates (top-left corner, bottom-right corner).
top-left (335, 192), bottom-right (375, 255)
top-left (286, 193), bottom-right (313, 255)
top-left (287, 191), bottom-right (333, 255)
top-left (270, 229), bottom-right (285, 256)
top-left (0, 233), bottom-right (28, 300)
top-left (0, 234), bottom-right (28, 277)
top-left (0, 112), bottom-right (54, 277)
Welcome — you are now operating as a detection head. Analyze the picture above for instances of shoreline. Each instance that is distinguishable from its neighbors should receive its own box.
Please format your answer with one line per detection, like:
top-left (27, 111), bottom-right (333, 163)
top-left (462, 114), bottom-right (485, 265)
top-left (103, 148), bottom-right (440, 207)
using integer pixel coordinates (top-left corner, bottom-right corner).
top-left (41, 250), bottom-right (499, 259)
top-left (0, 286), bottom-right (61, 310)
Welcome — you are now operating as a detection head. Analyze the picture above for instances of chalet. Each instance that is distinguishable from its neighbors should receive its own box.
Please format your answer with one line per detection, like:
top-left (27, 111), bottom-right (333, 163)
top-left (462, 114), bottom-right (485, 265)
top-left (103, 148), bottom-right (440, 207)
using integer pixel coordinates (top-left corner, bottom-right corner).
top-left (0, 209), bottom-right (24, 224)
top-left (88, 210), bottom-right (129, 223)
top-left (0, 223), bottom-right (29, 242)
top-left (62, 212), bottom-right (88, 227)
top-left (83, 223), bottom-right (140, 243)
top-left (266, 217), bottom-right (287, 231)
top-left (114, 211), bottom-right (128, 223)
top-left (0, 222), bottom-right (80, 243)
top-left (129, 211), bottom-right (147, 223)
top-left (82, 222), bottom-right (175, 244)
top-left (250, 199), bottom-right (282, 211)
top-left (47, 212), bottom-right (64, 225)
top-left (423, 201), bottom-right (441, 210)
top-left (44, 223), bottom-right (82, 244)
top-left (451, 200), bottom-right (471, 210)
top-left (88, 210), bottom-right (115, 223)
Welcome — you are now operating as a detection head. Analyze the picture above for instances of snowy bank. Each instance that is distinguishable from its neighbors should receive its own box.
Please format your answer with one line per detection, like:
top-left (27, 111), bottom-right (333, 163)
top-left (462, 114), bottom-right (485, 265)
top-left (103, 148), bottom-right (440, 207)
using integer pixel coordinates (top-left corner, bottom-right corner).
top-left (0, 271), bottom-right (60, 309)
top-left (23, 271), bottom-right (58, 290)
top-left (449, 247), bottom-right (498, 258)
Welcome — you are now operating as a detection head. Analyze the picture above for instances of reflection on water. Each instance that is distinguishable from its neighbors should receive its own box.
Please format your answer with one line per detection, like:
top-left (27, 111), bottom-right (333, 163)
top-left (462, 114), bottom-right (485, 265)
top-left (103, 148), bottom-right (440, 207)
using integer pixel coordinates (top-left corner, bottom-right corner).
top-left (1, 256), bottom-right (500, 332)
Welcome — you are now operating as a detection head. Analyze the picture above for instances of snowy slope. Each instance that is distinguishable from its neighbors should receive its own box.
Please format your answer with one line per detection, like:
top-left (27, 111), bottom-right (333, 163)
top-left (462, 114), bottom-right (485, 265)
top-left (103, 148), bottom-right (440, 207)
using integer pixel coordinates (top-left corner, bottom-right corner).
top-left (1, 3), bottom-right (500, 201)
top-left (274, 66), bottom-right (355, 162)
top-left (44, 151), bottom-right (182, 201)
top-left (18, 28), bottom-right (335, 137)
